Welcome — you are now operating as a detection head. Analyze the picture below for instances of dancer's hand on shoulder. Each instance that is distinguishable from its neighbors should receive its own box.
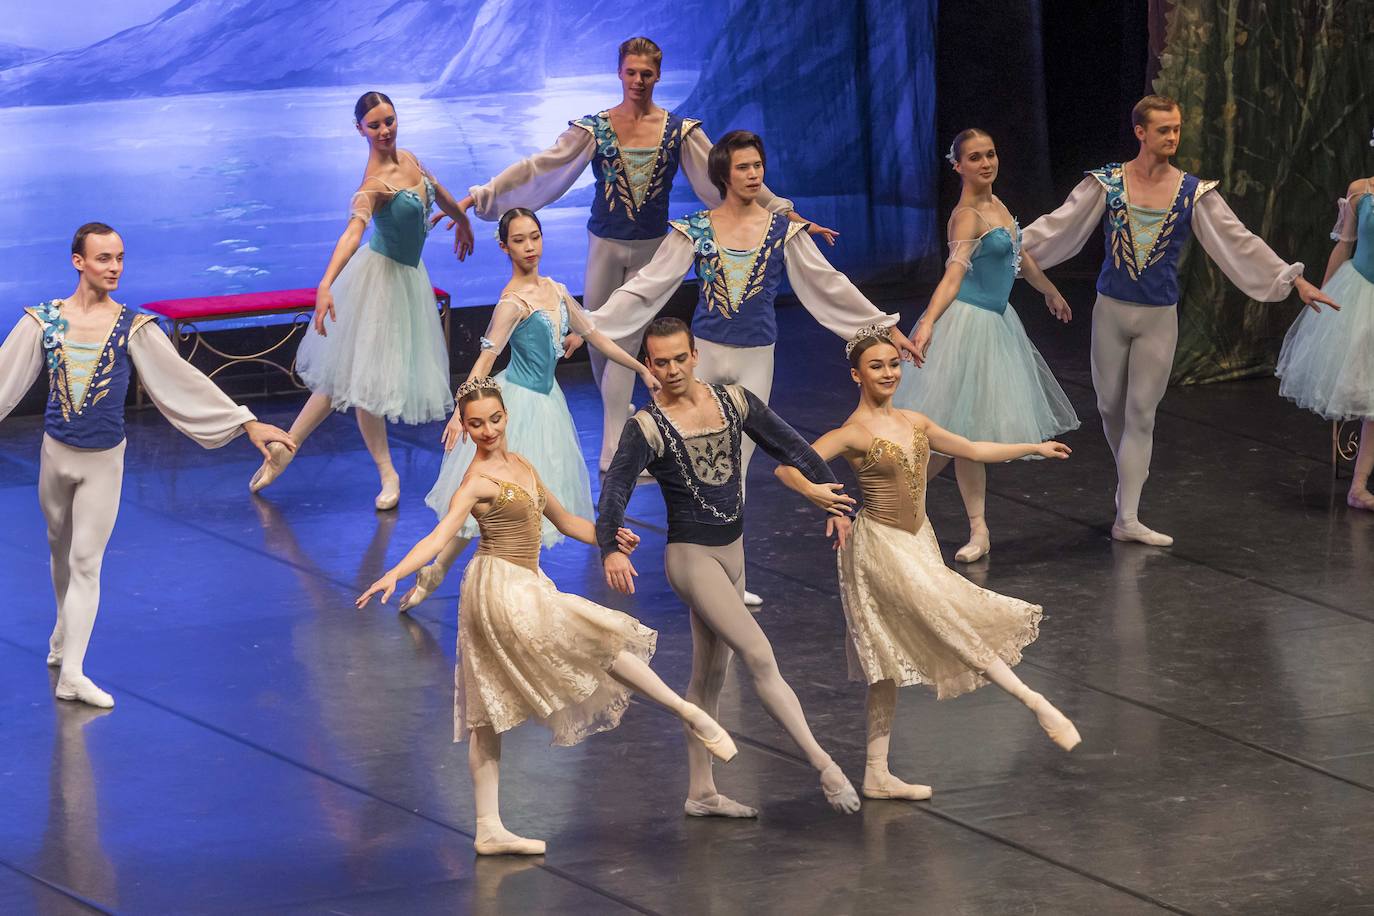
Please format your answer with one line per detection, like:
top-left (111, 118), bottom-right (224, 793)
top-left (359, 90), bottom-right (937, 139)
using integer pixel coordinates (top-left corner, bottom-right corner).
top-left (604, 551), bottom-right (638, 595)
top-left (356, 572), bottom-right (398, 608)
top-left (243, 421), bottom-right (297, 459)
top-left (803, 481), bottom-right (856, 515)
top-left (615, 527), bottom-right (640, 555)
top-left (639, 368), bottom-right (663, 393)
top-left (313, 287), bottom-right (336, 336)
top-left (1295, 277), bottom-right (1340, 313)
top-left (1045, 291), bottom-right (1073, 322)
top-left (826, 514), bottom-right (852, 550)
top-left (1037, 441), bottom-right (1071, 460)
top-left (562, 333), bottom-right (584, 358)
top-left (441, 413), bottom-right (468, 452)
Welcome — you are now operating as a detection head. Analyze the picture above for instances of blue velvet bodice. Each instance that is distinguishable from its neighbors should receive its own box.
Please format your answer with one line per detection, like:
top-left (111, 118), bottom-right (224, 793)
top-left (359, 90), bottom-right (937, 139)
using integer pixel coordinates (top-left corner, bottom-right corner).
top-left (29, 301), bottom-right (138, 449)
top-left (670, 210), bottom-right (796, 347)
top-left (574, 111), bottom-right (696, 241)
top-left (367, 177), bottom-right (434, 268)
top-left (503, 296), bottom-right (570, 396)
top-left (1091, 164), bottom-right (1205, 306)
top-left (956, 224), bottom-right (1022, 313)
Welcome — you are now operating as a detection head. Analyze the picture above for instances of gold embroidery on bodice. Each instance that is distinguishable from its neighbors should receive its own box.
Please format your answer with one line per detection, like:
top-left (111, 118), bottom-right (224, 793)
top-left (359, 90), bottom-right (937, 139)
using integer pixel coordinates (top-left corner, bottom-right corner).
top-left (473, 476), bottom-right (546, 572)
top-left (853, 427), bottom-right (930, 534)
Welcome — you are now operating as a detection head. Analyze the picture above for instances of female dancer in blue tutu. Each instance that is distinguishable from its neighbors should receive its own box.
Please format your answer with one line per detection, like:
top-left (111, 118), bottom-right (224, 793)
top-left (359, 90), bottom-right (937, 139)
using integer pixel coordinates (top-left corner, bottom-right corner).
top-left (1277, 171), bottom-right (1374, 510)
top-left (250, 90), bottom-right (470, 510)
top-left (894, 129), bottom-right (1079, 562)
top-left (397, 208), bottom-right (661, 610)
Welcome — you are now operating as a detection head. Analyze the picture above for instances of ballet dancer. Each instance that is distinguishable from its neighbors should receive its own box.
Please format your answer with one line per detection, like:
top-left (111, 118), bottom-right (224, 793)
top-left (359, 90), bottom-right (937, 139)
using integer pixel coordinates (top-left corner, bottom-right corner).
top-left (895, 128), bottom-right (1079, 562)
top-left (1022, 93), bottom-right (1338, 545)
top-left (0, 222), bottom-right (296, 708)
top-left (357, 377), bottom-right (736, 856)
top-left (777, 328), bottom-right (1080, 800)
top-left (250, 90), bottom-right (469, 509)
top-left (598, 317), bottom-right (862, 818)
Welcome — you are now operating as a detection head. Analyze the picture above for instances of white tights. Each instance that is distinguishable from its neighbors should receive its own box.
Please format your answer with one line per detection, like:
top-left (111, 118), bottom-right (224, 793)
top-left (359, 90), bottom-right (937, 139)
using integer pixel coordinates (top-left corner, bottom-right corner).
top-left (39, 435), bottom-right (125, 692)
top-left (1091, 295), bottom-right (1179, 527)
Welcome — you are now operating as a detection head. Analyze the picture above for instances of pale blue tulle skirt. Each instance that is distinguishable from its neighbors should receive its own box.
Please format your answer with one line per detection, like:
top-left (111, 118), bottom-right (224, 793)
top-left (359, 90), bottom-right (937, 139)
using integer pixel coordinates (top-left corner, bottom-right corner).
top-left (425, 371), bottom-right (594, 545)
top-left (1276, 261), bottom-right (1374, 421)
top-left (296, 247), bottom-right (453, 424)
top-left (893, 299), bottom-right (1079, 446)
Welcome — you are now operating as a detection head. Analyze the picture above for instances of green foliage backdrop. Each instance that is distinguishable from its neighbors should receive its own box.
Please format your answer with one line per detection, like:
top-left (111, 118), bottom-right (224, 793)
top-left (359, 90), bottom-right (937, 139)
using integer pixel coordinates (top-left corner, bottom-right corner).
top-left (1155, 0), bottom-right (1374, 384)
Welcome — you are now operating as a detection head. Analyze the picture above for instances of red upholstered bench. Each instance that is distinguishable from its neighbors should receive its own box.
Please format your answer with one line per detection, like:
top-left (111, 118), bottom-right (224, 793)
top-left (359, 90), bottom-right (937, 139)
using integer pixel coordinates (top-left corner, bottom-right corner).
top-left (137, 287), bottom-right (451, 402)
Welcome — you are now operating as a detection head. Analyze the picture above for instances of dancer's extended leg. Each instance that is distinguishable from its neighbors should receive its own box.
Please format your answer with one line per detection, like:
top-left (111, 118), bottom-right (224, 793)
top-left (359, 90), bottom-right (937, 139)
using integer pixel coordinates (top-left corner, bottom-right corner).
top-left (1349, 421), bottom-right (1374, 510)
top-left (681, 609), bottom-right (753, 817)
top-left (952, 459), bottom-right (990, 563)
top-left (40, 436), bottom-right (123, 709)
top-left (861, 679), bottom-right (932, 800)
top-left (980, 659), bottom-right (1080, 751)
top-left (665, 539), bottom-right (859, 813)
top-left (606, 651), bottom-right (736, 761)
top-left (469, 725), bottom-right (545, 856)
top-left (250, 391), bottom-right (333, 493)
top-left (355, 408), bottom-right (399, 510)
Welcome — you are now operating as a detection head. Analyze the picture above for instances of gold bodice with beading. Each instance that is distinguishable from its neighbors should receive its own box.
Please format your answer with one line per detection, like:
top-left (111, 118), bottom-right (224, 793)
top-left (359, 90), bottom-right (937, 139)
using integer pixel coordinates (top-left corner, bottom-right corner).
top-left (851, 427), bottom-right (930, 535)
top-left (473, 475), bottom-right (546, 572)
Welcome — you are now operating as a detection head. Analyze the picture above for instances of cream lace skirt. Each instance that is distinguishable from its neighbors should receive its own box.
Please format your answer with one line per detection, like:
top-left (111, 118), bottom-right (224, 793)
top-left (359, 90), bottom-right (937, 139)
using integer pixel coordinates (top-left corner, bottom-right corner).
top-left (836, 514), bottom-right (1042, 699)
top-left (455, 555), bottom-right (657, 746)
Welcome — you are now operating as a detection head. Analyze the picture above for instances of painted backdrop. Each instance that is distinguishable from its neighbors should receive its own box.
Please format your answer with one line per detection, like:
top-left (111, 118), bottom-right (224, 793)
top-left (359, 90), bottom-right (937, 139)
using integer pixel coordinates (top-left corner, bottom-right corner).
top-left (0, 0), bottom-right (936, 311)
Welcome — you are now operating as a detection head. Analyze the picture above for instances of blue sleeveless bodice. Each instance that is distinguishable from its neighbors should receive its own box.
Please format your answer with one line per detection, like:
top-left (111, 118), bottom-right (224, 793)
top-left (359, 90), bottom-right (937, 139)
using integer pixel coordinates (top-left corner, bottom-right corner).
top-left (1350, 194), bottom-right (1374, 283)
top-left (28, 301), bottom-right (139, 449)
top-left (1090, 164), bottom-right (1208, 306)
top-left (367, 177), bottom-right (434, 268)
top-left (503, 296), bottom-right (570, 395)
top-left (670, 210), bottom-right (800, 348)
top-left (956, 224), bottom-right (1022, 313)
top-left (573, 111), bottom-right (698, 241)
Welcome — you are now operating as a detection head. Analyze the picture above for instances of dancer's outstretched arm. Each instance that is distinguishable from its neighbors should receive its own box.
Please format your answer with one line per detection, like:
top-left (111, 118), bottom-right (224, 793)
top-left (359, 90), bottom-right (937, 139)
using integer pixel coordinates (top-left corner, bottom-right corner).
top-left (128, 322), bottom-right (294, 458)
top-left (564, 291), bottom-right (661, 393)
top-left (1192, 190), bottom-right (1337, 311)
top-left (542, 482), bottom-right (639, 554)
top-left (586, 232), bottom-right (694, 342)
top-left (914, 411), bottom-right (1071, 463)
top-left (459, 127), bottom-right (595, 220)
top-left (1017, 249), bottom-right (1073, 323)
top-left (407, 151), bottom-right (474, 260)
top-left (1019, 176), bottom-right (1105, 269)
top-left (773, 425), bottom-right (860, 515)
top-left (909, 210), bottom-right (979, 364)
top-left (781, 232), bottom-right (919, 361)
top-left (357, 479), bottom-right (486, 606)
top-left (441, 298), bottom-right (526, 450)
top-left (1322, 181), bottom-right (1366, 284)
top-left (598, 421), bottom-right (657, 594)
top-left (0, 316), bottom-right (43, 424)
top-left (314, 180), bottom-right (384, 335)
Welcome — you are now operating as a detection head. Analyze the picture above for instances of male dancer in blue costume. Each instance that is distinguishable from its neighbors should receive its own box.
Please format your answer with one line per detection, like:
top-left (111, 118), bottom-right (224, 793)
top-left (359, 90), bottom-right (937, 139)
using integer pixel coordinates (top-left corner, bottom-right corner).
top-left (1022, 95), bottom-right (1337, 546)
top-left (0, 223), bottom-right (296, 708)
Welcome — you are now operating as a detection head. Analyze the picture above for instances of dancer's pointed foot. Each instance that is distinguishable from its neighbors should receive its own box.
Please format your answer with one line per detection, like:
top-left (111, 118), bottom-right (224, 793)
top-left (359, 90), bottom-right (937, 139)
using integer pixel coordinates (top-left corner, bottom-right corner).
top-left (249, 440), bottom-right (294, 493)
top-left (398, 563), bottom-right (446, 613)
top-left (1111, 519), bottom-right (1173, 547)
top-left (474, 817), bottom-right (545, 856)
top-left (1347, 489), bottom-right (1374, 511)
top-left (1028, 692), bottom-right (1080, 751)
top-left (954, 527), bottom-right (991, 563)
top-left (55, 675), bottom-right (114, 709)
top-left (743, 590), bottom-right (763, 607)
top-left (862, 769), bottom-right (933, 801)
top-left (820, 762), bottom-right (861, 814)
top-left (683, 793), bottom-right (758, 818)
top-left (374, 471), bottom-right (400, 511)
top-left (681, 703), bottom-right (737, 763)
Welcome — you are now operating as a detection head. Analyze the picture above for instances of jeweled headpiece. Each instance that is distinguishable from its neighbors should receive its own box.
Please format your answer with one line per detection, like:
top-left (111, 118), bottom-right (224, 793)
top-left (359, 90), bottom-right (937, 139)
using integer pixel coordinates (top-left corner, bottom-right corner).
top-left (944, 141), bottom-right (959, 166)
top-left (455, 376), bottom-right (500, 399)
top-left (844, 324), bottom-right (892, 357)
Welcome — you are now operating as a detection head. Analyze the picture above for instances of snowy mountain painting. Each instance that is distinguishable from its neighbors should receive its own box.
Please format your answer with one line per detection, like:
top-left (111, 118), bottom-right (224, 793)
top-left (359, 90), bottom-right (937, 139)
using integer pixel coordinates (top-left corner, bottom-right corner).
top-left (0, 0), bottom-right (936, 309)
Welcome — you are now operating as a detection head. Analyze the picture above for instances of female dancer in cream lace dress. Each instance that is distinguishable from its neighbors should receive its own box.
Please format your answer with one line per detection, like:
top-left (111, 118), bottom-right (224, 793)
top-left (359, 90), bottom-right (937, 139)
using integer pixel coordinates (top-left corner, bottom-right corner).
top-left (776, 330), bottom-right (1080, 802)
top-left (358, 379), bottom-right (735, 855)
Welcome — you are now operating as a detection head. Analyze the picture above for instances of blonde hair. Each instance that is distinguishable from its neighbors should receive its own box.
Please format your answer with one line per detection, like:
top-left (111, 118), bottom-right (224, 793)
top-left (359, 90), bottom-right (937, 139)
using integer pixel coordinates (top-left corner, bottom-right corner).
top-left (618, 36), bottom-right (662, 73)
top-left (1132, 94), bottom-right (1180, 128)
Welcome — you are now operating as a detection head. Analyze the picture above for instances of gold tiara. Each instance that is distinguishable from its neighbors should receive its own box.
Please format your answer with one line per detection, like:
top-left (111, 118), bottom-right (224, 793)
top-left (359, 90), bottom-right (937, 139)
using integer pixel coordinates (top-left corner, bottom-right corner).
top-left (844, 324), bottom-right (892, 357)
top-left (455, 376), bottom-right (500, 399)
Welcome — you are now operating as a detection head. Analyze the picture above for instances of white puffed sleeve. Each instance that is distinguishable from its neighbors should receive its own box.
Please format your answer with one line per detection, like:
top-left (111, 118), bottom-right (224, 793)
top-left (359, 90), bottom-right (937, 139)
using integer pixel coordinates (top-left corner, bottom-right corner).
top-left (587, 232), bottom-right (696, 342)
top-left (1330, 196), bottom-right (1359, 243)
top-left (0, 315), bottom-right (43, 423)
top-left (783, 232), bottom-right (899, 337)
top-left (679, 127), bottom-right (795, 214)
top-left (1192, 191), bottom-right (1304, 302)
top-left (1020, 177), bottom-right (1107, 269)
top-left (128, 323), bottom-right (255, 448)
top-left (468, 126), bottom-right (596, 220)
top-left (475, 296), bottom-right (530, 357)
